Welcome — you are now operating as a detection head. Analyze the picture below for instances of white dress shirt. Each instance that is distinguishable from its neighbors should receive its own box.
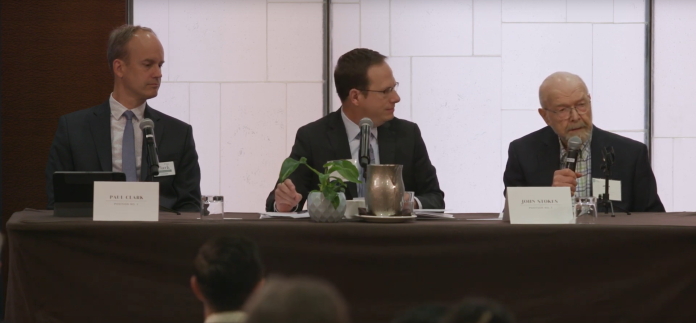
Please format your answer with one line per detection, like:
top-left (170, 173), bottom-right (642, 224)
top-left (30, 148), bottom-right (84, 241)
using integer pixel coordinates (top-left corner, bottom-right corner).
top-left (109, 93), bottom-right (146, 179)
top-left (342, 110), bottom-right (421, 208)
top-left (341, 109), bottom-right (380, 165)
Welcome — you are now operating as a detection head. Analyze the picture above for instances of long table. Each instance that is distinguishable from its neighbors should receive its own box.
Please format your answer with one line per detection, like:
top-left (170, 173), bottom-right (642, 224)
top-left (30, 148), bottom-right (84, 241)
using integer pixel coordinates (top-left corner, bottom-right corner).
top-left (6, 210), bottom-right (696, 323)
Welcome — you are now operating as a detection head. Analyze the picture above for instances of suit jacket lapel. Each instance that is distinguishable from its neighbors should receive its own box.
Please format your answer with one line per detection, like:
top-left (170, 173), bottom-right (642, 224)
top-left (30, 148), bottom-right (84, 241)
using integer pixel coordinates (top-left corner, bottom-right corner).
top-left (327, 109), bottom-right (357, 197)
top-left (141, 105), bottom-right (164, 181)
top-left (378, 120), bottom-right (397, 165)
top-left (537, 127), bottom-right (561, 185)
top-left (590, 126), bottom-right (605, 180)
top-left (89, 101), bottom-right (113, 172)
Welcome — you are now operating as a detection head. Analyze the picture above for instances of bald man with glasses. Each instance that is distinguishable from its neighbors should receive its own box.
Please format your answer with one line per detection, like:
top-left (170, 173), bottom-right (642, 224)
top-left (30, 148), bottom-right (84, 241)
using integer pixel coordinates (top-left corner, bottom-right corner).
top-left (503, 72), bottom-right (664, 212)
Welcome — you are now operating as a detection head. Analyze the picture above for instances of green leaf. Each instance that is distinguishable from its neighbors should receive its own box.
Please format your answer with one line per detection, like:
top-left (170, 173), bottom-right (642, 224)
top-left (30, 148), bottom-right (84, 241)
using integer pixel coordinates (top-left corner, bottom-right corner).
top-left (336, 169), bottom-right (361, 184)
top-left (329, 177), bottom-right (348, 192)
top-left (321, 185), bottom-right (339, 209)
top-left (317, 173), bottom-right (329, 185)
top-left (278, 158), bottom-right (301, 183)
top-left (331, 195), bottom-right (341, 209)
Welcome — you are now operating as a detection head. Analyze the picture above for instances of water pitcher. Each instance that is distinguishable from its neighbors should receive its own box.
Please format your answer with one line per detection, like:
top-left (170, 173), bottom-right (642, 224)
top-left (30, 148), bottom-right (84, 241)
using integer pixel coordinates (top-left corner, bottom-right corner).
top-left (365, 164), bottom-right (405, 216)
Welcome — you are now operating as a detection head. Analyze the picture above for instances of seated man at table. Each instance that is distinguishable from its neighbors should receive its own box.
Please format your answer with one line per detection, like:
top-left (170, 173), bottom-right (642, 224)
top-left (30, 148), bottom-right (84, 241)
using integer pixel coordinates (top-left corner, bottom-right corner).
top-left (503, 71), bottom-right (664, 212)
top-left (45, 24), bottom-right (201, 212)
top-left (266, 48), bottom-right (445, 212)
top-left (191, 235), bottom-right (264, 323)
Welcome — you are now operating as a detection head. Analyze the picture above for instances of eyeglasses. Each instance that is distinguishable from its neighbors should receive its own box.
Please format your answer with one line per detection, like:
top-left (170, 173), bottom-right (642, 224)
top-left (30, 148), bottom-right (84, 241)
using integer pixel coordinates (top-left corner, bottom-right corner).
top-left (359, 82), bottom-right (399, 95)
top-left (543, 102), bottom-right (590, 120)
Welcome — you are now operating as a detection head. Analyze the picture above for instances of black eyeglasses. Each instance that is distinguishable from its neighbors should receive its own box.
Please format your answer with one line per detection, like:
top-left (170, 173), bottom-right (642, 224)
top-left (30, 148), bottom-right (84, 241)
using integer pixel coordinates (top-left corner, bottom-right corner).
top-left (358, 82), bottom-right (399, 95)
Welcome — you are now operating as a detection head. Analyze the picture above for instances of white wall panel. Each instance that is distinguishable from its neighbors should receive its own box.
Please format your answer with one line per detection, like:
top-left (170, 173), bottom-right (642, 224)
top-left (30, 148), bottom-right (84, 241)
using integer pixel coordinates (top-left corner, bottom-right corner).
top-left (389, 57), bottom-right (412, 121)
top-left (502, 24), bottom-right (593, 111)
top-left (391, 0), bottom-right (473, 56)
top-left (567, 0), bottom-right (613, 23)
top-left (287, 83), bottom-right (324, 157)
top-left (221, 84), bottom-right (287, 212)
top-left (653, 0), bottom-right (696, 213)
top-left (189, 83), bottom-right (221, 196)
top-left (502, 0), bottom-right (565, 22)
top-left (268, 3), bottom-right (323, 81)
top-left (168, 0), bottom-right (266, 82)
top-left (614, 0), bottom-right (646, 23)
top-left (652, 138), bottom-right (673, 211)
top-left (672, 138), bottom-right (696, 211)
top-left (133, 0), bottom-right (170, 81)
top-left (611, 131), bottom-right (644, 144)
top-left (331, 3), bottom-right (360, 111)
top-left (148, 83), bottom-right (190, 124)
top-left (654, 0), bottom-right (696, 138)
top-left (361, 0), bottom-right (390, 56)
top-left (474, 0), bottom-right (502, 56)
top-left (592, 24), bottom-right (645, 131)
top-left (413, 57), bottom-right (502, 212)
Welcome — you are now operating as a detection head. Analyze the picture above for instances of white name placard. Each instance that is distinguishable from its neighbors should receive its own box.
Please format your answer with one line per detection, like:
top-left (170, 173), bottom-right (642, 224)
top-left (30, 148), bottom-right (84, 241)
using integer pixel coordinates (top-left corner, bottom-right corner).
top-left (93, 182), bottom-right (159, 222)
top-left (505, 187), bottom-right (573, 224)
top-left (592, 178), bottom-right (622, 201)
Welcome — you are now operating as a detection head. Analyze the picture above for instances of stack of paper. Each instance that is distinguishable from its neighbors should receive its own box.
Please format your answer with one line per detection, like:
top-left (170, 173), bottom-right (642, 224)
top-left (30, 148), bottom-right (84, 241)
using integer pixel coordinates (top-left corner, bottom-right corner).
top-left (259, 212), bottom-right (310, 219)
top-left (414, 209), bottom-right (454, 219)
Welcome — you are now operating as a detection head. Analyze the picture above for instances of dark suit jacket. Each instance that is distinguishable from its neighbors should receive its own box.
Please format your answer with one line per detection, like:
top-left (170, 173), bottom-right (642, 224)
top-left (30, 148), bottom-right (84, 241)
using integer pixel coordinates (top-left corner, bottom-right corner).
top-left (266, 109), bottom-right (445, 211)
top-left (45, 100), bottom-right (202, 212)
top-left (503, 125), bottom-right (664, 212)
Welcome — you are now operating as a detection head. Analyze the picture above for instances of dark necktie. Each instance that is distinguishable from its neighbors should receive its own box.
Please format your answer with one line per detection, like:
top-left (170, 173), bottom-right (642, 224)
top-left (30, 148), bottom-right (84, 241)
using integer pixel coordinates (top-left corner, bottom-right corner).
top-left (122, 110), bottom-right (137, 182)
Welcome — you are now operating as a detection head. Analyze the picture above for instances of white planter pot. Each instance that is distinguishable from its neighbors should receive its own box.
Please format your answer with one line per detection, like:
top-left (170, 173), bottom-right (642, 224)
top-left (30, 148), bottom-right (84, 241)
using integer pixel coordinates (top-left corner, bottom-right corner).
top-left (307, 191), bottom-right (346, 223)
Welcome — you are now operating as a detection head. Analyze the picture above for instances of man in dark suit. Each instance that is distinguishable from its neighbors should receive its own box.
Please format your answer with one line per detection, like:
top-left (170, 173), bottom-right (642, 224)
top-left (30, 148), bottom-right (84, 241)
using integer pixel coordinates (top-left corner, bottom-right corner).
top-left (504, 71), bottom-right (664, 212)
top-left (267, 48), bottom-right (444, 212)
top-left (45, 25), bottom-right (201, 212)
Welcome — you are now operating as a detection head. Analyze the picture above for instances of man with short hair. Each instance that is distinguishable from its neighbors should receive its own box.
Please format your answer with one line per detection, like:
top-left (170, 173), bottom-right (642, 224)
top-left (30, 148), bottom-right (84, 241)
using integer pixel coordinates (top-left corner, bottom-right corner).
top-left (503, 71), bottom-right (664, 212)
top-left (244, 276), bottom-right (350, 323)
top-left (191, 236), bottom-right (264, 323)
top-left (45, 25), bottom-right (201, 211)
top-left (267, 48), bottom-right (444, 212)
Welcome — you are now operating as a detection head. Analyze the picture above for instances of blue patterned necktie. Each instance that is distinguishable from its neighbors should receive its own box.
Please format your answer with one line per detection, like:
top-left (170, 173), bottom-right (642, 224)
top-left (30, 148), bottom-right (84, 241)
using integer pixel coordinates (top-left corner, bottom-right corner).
top-left (356, 131), bottom-right (375, 198)
top-left (122, 110), bottom-right (137, 182)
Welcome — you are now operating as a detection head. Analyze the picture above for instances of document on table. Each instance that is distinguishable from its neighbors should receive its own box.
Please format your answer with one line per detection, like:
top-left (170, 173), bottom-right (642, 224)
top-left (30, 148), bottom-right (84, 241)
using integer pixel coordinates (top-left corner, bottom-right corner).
top-left (416, 212), bottom-right (454, 219)
top-left (259, 212), bottom-right (310, 219)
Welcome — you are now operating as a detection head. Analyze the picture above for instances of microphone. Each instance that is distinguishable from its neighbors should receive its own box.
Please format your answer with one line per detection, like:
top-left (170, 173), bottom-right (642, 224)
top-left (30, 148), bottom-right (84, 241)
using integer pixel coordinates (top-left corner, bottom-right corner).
top-left (139, 118), bottom-right (160, 178)
top-left (564, 136), bottom-right (582, 172)
top-left (358, 118), bottom-right (374, 170)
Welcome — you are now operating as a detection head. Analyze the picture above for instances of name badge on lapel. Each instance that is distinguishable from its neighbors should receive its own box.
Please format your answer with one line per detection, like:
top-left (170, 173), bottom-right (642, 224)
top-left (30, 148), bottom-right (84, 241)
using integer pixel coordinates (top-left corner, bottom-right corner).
top-left (155, 161), bottom-right (176, 177)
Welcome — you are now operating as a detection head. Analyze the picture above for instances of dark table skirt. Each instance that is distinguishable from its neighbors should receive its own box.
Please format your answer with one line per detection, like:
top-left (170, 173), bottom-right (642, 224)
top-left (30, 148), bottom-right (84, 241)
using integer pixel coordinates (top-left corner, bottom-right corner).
top-left (6, 210), bottom-right (696, 323)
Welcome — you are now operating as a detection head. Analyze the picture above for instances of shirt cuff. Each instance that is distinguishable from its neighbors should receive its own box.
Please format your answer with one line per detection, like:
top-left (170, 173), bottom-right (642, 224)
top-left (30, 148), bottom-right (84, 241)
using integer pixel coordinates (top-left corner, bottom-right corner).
top-left (274, 201), bottom-right (298, 212)
top-left (413, 196), bottom-right (422, 209)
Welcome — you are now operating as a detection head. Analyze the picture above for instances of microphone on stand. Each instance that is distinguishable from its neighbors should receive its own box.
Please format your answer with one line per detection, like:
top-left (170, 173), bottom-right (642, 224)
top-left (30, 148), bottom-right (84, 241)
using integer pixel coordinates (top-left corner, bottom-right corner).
top-left (358, 118), bottom-right (373, 171)
top-left (139, 118), bottom-right (160, 179)
top-left (564, 136), bottom-right (582, 171)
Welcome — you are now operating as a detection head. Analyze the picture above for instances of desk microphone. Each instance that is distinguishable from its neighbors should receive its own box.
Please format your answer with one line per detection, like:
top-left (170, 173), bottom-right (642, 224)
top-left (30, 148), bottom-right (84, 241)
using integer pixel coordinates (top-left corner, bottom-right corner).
top-left (139, 118), bottom-right (160, 178)
top-left (359, 118), bottom-right (373, 170)
top-left (564, 136), bottom-right (582, 172)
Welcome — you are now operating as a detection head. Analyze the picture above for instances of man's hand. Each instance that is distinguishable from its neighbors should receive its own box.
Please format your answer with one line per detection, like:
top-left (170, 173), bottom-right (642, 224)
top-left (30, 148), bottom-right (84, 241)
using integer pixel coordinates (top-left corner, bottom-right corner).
top-left (552, 169), bottom-right (582, 195)
top-left (275, 179), bottom-right (302, 212)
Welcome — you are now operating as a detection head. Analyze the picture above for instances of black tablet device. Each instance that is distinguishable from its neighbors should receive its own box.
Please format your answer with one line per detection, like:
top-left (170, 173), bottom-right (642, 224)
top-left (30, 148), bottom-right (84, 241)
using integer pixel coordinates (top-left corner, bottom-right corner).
top-left (53, 171), bottom-right (127, 217)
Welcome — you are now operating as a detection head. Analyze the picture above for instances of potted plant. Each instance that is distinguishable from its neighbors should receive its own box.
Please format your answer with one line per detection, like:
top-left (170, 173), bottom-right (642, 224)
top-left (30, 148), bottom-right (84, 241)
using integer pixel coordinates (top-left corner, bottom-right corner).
top-left (278, 157), bottom-right (361, 223)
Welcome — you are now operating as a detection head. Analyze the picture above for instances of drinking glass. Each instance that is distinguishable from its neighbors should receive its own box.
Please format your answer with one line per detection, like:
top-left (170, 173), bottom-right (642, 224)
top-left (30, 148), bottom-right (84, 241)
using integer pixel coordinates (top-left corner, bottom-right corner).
top-left (574, 196), bottom-right (597, 224)
top-left (402, 191), bottom-right (415, 216)
top-left (200, 195), bottom-right (224, 220)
